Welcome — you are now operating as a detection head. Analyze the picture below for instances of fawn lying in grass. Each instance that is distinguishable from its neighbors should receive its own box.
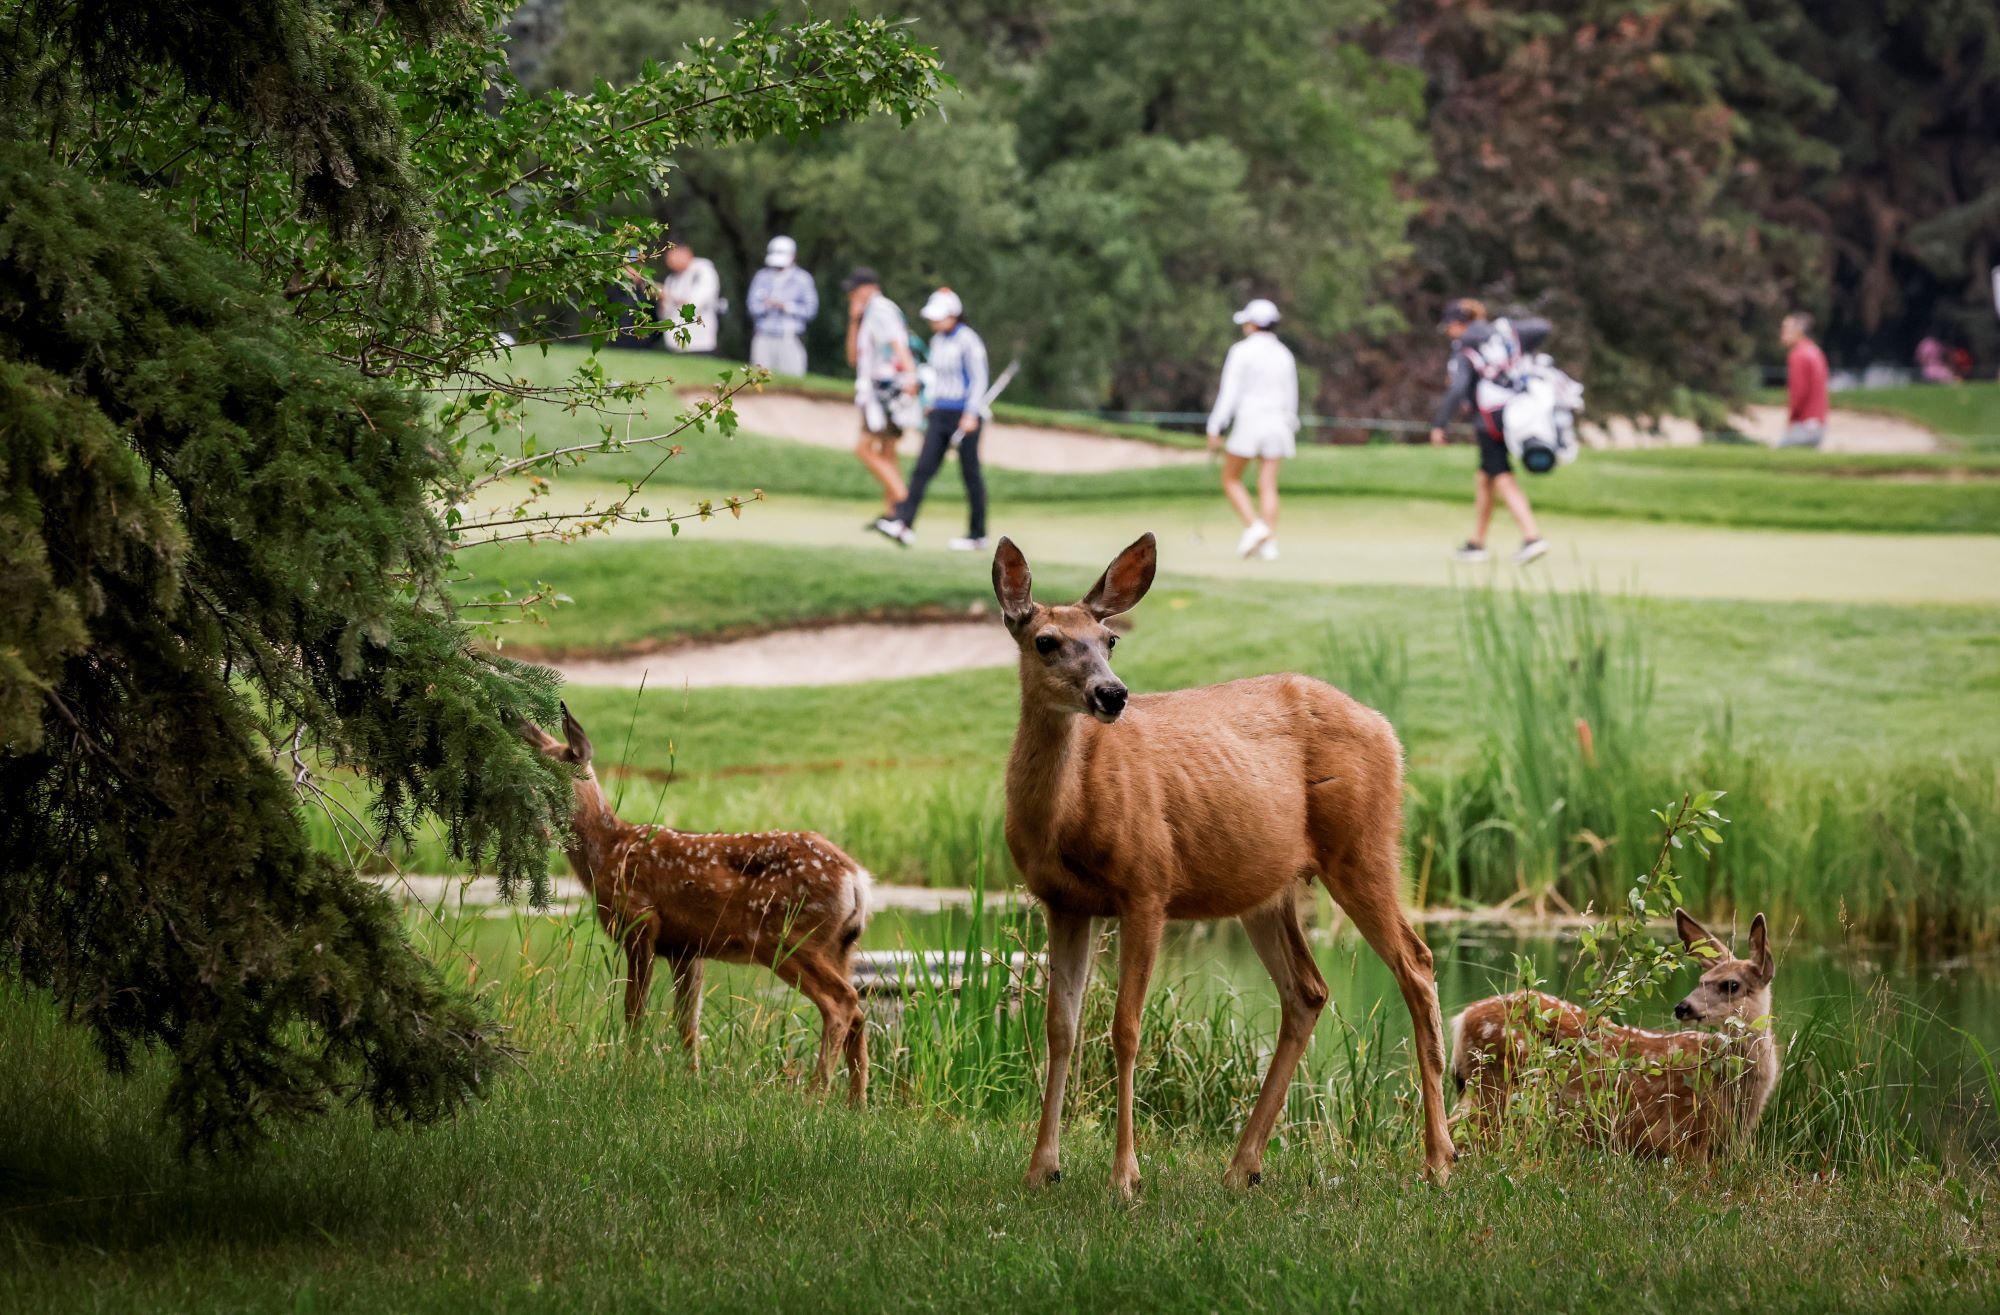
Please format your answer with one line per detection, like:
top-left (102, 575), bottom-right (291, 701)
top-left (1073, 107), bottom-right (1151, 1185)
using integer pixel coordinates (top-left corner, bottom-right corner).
top-left (519, 704), bottom-right (872, 1104)
top-left (1450, 909), bottom-right (1779, 1159)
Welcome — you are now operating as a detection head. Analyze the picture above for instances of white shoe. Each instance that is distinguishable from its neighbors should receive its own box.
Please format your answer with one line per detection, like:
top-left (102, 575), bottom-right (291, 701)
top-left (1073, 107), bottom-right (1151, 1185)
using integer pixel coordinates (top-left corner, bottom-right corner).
top-left (1452, 541), bottom-right (1490, 564)
top-left (1237, 521), bottom-right (1273, 558)
top-left (872, 517), bottom-right (912, 547)
top-left (1257, 539), bottom-right (1279, 561)
top-left (1512, 538), bottom-right (1550, 565)
top-left (948, 536), bottom-right (989, 552)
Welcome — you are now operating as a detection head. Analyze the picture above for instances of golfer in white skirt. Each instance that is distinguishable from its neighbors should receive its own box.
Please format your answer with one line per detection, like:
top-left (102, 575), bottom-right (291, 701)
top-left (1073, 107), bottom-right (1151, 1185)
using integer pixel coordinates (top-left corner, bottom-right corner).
top-left (1205, 298), bottom-right (1300, 560)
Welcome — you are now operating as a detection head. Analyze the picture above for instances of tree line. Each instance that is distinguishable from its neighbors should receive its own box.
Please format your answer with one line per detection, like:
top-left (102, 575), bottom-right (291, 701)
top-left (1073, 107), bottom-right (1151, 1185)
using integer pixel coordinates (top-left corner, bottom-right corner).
top-left (533, 0), bottom-right (2000, 423)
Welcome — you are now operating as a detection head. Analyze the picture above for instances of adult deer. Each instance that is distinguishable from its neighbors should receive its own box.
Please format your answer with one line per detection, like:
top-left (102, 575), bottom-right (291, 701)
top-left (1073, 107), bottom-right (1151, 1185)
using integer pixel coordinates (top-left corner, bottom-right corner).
top-left (1450, 910), bottom-right (1780, 1158)
top-left (993, 534), bottom-right (1454, 1195)
top-left (518, 704), bottom-right (872, 1104)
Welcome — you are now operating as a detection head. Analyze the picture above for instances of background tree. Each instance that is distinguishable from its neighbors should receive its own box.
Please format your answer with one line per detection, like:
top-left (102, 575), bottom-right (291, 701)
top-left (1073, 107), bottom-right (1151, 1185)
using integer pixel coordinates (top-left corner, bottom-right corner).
top-left (0, 0), bottom-right (941, 1150)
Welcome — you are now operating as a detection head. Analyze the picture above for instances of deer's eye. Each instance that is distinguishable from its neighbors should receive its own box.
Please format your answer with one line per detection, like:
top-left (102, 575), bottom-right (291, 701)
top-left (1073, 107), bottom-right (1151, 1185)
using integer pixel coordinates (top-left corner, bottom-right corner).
top-left (1106, 634), bottom-right (1117, 651)
top-left (1034, 634), bottom-right (1061, 656)
top-left (1717, 979), bottom-right (1741, 996)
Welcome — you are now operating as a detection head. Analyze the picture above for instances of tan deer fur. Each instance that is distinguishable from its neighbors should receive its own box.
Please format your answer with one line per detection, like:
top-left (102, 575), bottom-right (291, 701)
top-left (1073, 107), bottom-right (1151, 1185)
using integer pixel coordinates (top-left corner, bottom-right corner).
top-left (519, 704), bottom-right (872, 1104)
top-left (992, 533), bottom-right (1456, 1196)
top-left (1450, 909), bottom-right (1780, 1159)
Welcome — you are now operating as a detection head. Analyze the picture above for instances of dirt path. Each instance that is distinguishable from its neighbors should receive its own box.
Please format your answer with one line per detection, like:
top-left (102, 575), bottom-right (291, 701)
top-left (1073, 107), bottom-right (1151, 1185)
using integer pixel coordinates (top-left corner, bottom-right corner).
top-left (713, 389), bottom-right (1202, 474)
top-left (545, 619), bottom-right (1017, 688)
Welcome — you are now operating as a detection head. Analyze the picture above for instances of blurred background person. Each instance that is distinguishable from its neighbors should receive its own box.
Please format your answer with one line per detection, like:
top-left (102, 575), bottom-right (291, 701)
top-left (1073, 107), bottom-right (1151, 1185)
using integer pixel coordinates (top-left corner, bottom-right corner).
top-left (1428, 298), bottom-right (1549, 565)
top-left (881, 288), bottom-right (991, 551)
top-left (1780, 310), bottom-right (1829, 447)
top-left (746, 236), bottom-right (817, 375)
top-left (656, 242), bottom-right (721, 355)
top-left (1205, 298), bottom-right (1299, 561)
top-left (840, 268), bottom-right (919, 535)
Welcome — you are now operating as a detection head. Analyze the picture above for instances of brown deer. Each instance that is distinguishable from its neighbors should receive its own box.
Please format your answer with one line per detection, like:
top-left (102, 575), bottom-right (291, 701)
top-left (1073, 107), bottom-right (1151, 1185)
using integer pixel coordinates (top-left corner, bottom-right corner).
top-left (518, 704), bottom-right (872, 1104)
top-left (1449, 909), bottom-right (1780, 1159)
top-left (992, 533), bottom-right (1455, 1195)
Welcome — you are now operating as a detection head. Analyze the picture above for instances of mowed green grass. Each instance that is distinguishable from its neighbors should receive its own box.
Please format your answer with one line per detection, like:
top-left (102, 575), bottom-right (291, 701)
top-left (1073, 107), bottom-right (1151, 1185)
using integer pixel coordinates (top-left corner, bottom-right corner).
top-left (482, 346), bottom-right (2000, 534)
top-left (471, 537), bottom-right (2000, 774)
top-left (3, 991), bottom-right (1993, 1314)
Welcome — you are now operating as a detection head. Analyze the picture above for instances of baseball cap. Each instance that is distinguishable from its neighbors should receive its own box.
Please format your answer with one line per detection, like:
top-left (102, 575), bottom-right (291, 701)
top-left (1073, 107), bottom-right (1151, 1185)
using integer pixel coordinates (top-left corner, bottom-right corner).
top-left (920, 288), bottom-right (963, 321)
top-left (764, 235), bottom-right (797, 268)
top-left (839, 266), bottom-right (881, 292)
top-left (1232, 298), bottom-right (1281, 327)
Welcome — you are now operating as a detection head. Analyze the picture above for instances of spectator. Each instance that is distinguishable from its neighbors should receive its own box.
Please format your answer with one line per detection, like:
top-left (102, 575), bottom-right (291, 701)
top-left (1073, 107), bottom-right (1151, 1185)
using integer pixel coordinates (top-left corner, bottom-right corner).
top-left (656, 243), bottom-right (722, 355)
top-left (1205, 298), bottom-right (1299, 561)
top-left (1428, 298), bottom-right (1549, 565)
top-left (842, 268), bottom-right (919, 531)
top-left (1780, 311), bottom-right (1829, 448)
top-left (879, 288), bottom-right (991, 551)
top-left (746, 236), bottom-right (817, 375)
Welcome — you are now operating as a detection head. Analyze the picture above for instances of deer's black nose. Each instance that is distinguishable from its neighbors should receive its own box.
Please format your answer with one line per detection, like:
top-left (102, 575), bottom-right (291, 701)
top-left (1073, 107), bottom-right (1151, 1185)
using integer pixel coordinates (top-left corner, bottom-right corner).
top-left (1673, 1000), bottom-right (1695, 1021)
top-left (1090, 684), bottom-right (1128, 719)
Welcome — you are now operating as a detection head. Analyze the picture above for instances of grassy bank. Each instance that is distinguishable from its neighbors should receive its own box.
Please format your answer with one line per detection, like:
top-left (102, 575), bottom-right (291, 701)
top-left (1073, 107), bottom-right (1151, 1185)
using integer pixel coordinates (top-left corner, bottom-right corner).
top-left (3, 942), bottom-right (1995, 1312)
top-left (482, 346), bottom-right (2000, 534)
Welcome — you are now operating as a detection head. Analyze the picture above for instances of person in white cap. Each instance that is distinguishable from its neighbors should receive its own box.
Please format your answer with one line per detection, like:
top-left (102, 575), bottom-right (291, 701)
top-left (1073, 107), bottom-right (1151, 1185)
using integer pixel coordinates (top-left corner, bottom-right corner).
top-left (1206, 297), bottom-right (1300, 560)
top-left (877, 287), bottom-right (991, 549)
top-left (745, 236), bottom-right (818, 375)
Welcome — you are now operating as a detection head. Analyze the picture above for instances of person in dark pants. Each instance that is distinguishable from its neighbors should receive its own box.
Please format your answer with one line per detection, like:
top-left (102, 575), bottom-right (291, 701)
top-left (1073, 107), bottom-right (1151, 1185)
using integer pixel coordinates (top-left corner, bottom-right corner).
top-left (1428, 297), bottom-right (1550, 566)
top-left (877, 288), bottom-right (991, 550)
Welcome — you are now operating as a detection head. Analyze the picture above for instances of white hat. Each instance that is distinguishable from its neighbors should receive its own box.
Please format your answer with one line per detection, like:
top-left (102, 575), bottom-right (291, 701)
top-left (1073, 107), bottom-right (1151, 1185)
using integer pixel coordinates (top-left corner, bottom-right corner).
top-left (920, 288), bottom-right (963, 322)
top-left (1232, 298), bottom-right (1280, 327)
top-left (764, 235), bottom-right (797, 268)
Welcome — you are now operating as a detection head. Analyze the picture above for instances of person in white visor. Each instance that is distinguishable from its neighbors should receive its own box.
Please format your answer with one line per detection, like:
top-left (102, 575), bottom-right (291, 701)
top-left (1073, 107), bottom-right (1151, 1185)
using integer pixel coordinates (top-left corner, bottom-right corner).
top-left (746, 235), bottom-right (817, 375)
top-left (1205, 298), bottom-right (1300, 560)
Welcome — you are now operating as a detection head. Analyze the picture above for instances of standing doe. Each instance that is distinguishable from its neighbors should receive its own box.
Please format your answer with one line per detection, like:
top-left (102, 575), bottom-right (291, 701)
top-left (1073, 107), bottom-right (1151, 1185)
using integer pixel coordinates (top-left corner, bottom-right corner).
top-left (992, 533), bottom-right (1455, 1195)
top-left (519, 704), bottom-right (872, 1104)
top-left (1450, 909), bottom-right (1780, 1158)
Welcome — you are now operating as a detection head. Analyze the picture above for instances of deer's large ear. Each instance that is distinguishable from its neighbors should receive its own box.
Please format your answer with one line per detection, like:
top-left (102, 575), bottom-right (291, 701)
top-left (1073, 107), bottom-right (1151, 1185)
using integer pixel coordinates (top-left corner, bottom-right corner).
top-left (1081, 532), bottom-right (1157, 620)
top-left (992, 537), bottom-right (1036, 630)
top-left (1748, 913), bottom-right (1773, 981)
top-left (559, 700), bottom-right (594, 767)
top-left (1674, 908), bottom-right (1727, 962)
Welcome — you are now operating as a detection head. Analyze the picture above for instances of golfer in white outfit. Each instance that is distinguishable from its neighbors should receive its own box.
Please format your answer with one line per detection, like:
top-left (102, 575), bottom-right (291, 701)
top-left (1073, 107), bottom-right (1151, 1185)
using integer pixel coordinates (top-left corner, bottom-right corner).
top-left (1205, 298), bottom-right (1300, 560)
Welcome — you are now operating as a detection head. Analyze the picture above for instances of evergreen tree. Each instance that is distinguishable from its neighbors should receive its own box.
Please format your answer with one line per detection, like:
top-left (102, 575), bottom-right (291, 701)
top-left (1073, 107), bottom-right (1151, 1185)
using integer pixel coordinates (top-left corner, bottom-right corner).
top-left (0, 0), bottom-right (941, 1150)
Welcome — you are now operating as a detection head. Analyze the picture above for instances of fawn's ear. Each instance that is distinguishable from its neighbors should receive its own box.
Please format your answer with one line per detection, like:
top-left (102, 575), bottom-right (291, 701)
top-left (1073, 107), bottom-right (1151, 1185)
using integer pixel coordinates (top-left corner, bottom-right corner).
top-left (559, 701), bottom-right (594, 767)
top-left (1674, 908), bottom-right (1727, 962)
top-left (1081, 532), bottom-right (1157, 620)
top-left (1748, 913), bottom-right (1773, 981)
top-left (992, 537), bottom-right (1036, 630)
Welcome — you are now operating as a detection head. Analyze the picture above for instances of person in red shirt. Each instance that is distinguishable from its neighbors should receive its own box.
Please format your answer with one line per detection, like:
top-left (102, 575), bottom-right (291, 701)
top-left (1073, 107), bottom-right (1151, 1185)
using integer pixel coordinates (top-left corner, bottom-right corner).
top-left (1780, 312), bottom-right (1829, 448)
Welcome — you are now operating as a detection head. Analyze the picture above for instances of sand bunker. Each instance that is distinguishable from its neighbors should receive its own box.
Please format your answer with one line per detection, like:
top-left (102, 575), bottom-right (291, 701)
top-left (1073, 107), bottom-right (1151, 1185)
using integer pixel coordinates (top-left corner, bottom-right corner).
top-left (710, 389), bottom-right (1202, 474)
top-left (547, 619), bottom-right (1017, 689)
top-left (1585, 404), bottom-right (1940, 454)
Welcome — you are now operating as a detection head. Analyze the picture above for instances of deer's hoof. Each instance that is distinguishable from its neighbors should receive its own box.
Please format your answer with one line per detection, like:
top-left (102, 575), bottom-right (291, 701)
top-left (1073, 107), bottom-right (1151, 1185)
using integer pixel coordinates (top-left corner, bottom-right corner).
top-left (1222, 1164), bottom-right (1261, 1191)
top-left (1024, 1164), bottom-right (1062, 1188)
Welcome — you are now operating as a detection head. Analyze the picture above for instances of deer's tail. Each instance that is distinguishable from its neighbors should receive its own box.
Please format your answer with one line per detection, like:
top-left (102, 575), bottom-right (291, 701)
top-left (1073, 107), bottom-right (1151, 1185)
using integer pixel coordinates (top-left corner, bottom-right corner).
top-left (1447, 1006), bottom-right (1471, 1095)
top-left (840, 867), bottom-right (874, 953)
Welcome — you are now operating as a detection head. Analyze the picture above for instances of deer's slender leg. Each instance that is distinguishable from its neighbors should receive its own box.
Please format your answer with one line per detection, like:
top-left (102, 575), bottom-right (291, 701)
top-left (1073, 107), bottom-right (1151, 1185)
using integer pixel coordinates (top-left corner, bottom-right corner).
top-left (1225, 896), bottom-right (1329, 1188)
top-left (779, 955), bottom-right (860, 1096)
top-left (621, 921), bottom-right (658, 1033)
top-left (1326, 847), bottom-right (1457, 1183)
top-left (667, 951), bottom-right (704, 1068)
top-left (842, 988), bottom-right (869, 1108)
top-left (1110, 905), bottom-right (1165, 1198)
top-left (1026, 907), bottom-right (1093, 1187)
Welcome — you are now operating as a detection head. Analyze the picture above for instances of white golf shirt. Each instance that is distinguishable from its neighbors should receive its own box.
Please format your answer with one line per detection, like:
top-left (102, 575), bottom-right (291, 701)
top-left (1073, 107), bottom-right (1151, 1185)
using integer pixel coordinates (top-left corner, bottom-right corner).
top-left (1206, 330), bottom-right (1300, 459)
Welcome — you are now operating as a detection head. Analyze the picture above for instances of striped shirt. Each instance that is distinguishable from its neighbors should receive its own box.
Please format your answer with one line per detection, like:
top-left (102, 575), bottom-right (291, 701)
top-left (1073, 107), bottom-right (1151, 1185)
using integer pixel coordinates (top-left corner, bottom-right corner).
top-left (746, 265), bottom-right (819, 337)
top-left (927, 322), bottom-right (991, 418)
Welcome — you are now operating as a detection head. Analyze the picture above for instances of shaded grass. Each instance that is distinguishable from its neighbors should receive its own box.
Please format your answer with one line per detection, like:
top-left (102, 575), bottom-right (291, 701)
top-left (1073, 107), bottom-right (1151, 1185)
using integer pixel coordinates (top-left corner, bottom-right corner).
top-left (487, 346), bottom-right (2000, 534)
top-left (3, 946), bottom-right (1995, 1313)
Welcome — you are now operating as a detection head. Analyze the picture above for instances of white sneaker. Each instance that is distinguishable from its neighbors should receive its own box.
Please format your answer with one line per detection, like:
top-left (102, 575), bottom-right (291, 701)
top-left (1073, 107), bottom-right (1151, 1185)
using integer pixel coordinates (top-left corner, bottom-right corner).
top-left (1237, 520), bottom-right (1273, 558)
top-left (1452, 541), bottom-right (1490, 564)
top-left (872, 517), bottom-right (911, 547)
top-left (1257, 539), bottom-right (1279, 561)
top-left (1512, 538), bottom-right (1550, 565)
top-left (948, 536), bottom-right (989, 552)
